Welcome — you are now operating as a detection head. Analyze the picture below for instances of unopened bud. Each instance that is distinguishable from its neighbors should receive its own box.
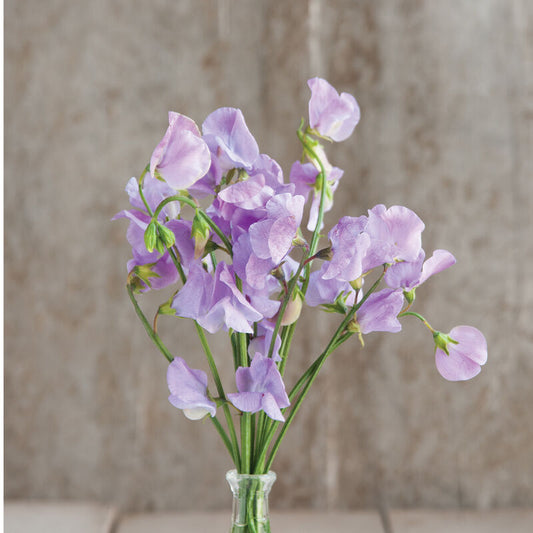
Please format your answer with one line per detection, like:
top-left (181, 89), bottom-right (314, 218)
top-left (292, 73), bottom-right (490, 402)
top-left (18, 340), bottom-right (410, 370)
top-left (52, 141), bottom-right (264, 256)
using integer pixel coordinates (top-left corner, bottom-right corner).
top-left (144, 221), bottom-right (158, 253)
top-left (280, 292), bottom-right (303, 326)
top-left (192, 211), bottom-right (211, 259)
top-left (403, 288), bottom-right (416, 305)
top-left (349, 277), bottom-right (363, 290)
top-left (157, 223), bottom-right (176, 248)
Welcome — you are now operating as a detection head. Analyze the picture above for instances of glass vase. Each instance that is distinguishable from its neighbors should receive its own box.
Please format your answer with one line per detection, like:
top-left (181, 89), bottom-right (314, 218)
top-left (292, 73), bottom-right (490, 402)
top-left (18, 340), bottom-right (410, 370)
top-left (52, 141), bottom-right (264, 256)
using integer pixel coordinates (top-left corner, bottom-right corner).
top-left (226, 469), bottom-right (276, 533)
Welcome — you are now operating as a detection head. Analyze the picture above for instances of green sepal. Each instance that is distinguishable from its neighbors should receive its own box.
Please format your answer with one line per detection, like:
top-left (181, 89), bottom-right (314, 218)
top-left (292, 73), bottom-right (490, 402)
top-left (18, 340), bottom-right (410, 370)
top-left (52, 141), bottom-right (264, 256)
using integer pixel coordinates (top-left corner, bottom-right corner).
top-left (144, 221), bottom-right (158, 252)
top-left (158, 297), bottom-right (176, 316)
top-left (404, 288), bottom-right (416, 305)
top-left (127, 263), bottom-right (161, 293)
top-left (433, 331), bottom-right (459, 355)
top-left (320, 291), bottom-right (350, 314)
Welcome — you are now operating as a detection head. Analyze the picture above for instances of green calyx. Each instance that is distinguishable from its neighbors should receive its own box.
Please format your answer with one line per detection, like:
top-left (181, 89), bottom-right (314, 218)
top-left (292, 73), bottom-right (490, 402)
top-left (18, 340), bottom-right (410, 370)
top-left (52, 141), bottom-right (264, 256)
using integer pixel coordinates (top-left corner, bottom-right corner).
top-left (433, 331), bottom-right (459, 355)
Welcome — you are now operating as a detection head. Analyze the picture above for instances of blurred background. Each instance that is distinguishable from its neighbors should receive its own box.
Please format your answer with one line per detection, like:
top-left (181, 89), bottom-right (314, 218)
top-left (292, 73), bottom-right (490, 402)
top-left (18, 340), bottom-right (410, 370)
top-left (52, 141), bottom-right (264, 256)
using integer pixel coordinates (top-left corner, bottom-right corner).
top-left (5, 0), bottom-right (533, 514)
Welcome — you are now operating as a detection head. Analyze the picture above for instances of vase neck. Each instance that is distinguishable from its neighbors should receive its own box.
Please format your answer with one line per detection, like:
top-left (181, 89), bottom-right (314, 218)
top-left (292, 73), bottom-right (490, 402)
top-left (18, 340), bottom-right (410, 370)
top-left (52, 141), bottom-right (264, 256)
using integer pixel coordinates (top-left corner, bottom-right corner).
top-left (226, 470), bottom-right (276, 533)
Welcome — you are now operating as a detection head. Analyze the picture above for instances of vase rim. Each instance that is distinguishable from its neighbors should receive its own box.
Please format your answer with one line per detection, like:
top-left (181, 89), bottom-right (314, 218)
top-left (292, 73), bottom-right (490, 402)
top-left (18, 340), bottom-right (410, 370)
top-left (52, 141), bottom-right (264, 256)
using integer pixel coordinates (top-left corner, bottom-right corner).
top-left (226, 469), bottom-right (277, 482)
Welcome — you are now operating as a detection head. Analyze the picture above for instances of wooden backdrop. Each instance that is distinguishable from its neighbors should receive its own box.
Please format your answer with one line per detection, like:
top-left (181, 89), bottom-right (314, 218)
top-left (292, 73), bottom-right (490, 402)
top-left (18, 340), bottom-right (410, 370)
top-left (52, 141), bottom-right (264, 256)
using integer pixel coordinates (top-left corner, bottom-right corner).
top-left (5, 0), bottom-right (533, 511)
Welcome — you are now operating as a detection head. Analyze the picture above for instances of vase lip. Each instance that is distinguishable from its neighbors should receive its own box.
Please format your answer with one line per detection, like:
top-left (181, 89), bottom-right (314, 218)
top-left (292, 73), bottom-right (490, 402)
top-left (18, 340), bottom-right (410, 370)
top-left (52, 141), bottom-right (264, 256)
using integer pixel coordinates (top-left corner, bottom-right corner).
top-left (226, 469), bottom-right (277, 482)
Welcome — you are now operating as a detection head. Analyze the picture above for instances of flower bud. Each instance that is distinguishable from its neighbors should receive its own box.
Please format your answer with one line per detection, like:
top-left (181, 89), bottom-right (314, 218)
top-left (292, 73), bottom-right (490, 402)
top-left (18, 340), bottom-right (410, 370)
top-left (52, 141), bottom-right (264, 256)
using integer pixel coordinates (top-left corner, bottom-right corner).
top-left (315, 246), bottom-right (333, 261)
top-left (157, 223), bottom-right (176, 248)
top-left (280, 292), bottom-right (303, 326)
top-left (191, 211), bottom-right (211, 259)
top-left (144, 221), bottom-right (158, 253)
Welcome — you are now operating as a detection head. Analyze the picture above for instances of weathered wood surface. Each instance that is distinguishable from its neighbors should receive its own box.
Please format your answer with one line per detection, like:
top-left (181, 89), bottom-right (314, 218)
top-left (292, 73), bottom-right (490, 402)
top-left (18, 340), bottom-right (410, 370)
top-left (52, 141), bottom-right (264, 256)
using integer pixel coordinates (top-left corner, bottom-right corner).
top-left (5, 0), bottom-right (533, 511)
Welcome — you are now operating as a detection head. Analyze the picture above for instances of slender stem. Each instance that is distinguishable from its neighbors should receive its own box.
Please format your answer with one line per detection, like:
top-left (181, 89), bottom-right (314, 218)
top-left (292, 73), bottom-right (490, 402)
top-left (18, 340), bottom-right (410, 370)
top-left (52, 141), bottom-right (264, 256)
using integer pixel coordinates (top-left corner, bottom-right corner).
top-left (399, 311), bottom-right (434, 332)
top-left (126, 283), bottom-right (173, 363)
top-left (260, 269), bottom-right (388, 471)
top-left (238, 332), bottom-right (252, 473)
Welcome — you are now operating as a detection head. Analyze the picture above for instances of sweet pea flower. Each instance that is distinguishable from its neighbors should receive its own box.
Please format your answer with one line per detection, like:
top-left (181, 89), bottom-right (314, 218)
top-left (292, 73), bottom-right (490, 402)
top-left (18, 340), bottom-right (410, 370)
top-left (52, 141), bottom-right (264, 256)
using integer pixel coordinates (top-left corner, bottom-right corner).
top-left (150, 112), bottom-right (211, 190)
top-left (305, 263), bottom-right (356, 308)
top-left (289, 161), bottom-right (344, 231)
top-left (202, 107), bottom-right (259, 171)
top-left (355, 288), bottom-right (404, 334)
top-left (228, 356), bottom-right (290, 422)
top-left (322, 216), bottom-right (371, 282)
top-left (385, 249), bottom-right (456, 290)
top-left (434, 326), bottom-right (488, 381)
top-left (307, 77), bottom-right (360, 142)
top-left (171, 262), bottom-right (263, 334)
top-left (249, 193), bottom-right (305, 265)
top-left (167, 357), bottom-right (217, 420)
top-left (363, 205), bottom-right (425, 271)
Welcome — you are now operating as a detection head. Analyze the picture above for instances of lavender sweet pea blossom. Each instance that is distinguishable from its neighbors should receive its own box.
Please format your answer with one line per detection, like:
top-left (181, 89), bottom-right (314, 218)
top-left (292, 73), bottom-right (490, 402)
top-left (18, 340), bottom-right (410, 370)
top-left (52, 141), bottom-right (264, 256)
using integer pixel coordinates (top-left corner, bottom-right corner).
top-left (435, 326), bottom-right (487, 381)
top-left (171, 262), bottom-right (263, 334)
top-left (249, 193), bottom-right (305, 264)
top-left (385, 249), bottom-right (456, 290)
top-left (150, 112), bottom-right (211, 190)
top-left (167, 357), bottom-right (216, 420)
top-left (290, 161), bottom-right (344, 231)
top-left (322, 216), bottom-right (371, 282)
top-left (363, 205), bottom-right (425, 271)
top-left (356, 288), bottom-right (404, 334)
top-left (228, 356), bottom-right (290, 422)
top-left (308, 77), bottom-right (360, 142)
top-left (202, 107), bottom-right (259, 171)
top-left (305, 263), bottom-right (356, 308)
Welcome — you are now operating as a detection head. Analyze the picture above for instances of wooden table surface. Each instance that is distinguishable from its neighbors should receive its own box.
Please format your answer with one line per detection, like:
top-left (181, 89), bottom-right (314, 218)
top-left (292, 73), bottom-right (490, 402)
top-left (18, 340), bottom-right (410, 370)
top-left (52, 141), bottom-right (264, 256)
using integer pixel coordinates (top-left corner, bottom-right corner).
top-left (5, 502), bottom-right (533, 532)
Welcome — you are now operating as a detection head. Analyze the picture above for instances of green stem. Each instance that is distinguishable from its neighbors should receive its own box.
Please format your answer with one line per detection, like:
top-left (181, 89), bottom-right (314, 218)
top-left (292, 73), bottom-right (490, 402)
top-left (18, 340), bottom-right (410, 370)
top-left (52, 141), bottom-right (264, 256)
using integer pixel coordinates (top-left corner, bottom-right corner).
top-left (399, 311), bottom-right (434, 332)
top-left (239, 332), bottom-right (252, 473)
top-left (126, 283), bottom-right (173, 363)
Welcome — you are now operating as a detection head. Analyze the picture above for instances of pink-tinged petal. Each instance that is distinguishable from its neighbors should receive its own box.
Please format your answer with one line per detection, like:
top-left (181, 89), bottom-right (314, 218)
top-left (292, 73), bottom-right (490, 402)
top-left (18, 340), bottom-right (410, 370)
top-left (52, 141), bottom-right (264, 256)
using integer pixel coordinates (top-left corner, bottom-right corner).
top-left (268, 216), bottom-right (298, 264)
top-left (217, 174), bottom-right (266, 207)
top-left (308, 77), bottom-right (360, 142)
top-left (449, 326), bottom-right (488, 366)
top-left (150, 112), bottom-right (211, 190)
top-left (419, 249), bottom-right (456, 285)
top-left (435, 348), bottom-right (482, 381)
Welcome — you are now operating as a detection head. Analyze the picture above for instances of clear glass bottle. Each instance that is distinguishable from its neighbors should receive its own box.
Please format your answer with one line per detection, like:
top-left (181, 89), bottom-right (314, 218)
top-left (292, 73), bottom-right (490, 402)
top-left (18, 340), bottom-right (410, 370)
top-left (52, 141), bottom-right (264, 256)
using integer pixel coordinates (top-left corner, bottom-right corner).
top-left (226, 470), bottom-right (276, 533)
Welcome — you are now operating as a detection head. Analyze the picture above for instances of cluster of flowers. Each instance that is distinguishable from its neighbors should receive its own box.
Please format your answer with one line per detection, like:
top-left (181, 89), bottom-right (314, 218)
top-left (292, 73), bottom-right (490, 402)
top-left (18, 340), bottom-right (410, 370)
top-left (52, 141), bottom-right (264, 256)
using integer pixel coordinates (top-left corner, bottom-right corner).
top-left (116, 78), bottom-right (487, 470)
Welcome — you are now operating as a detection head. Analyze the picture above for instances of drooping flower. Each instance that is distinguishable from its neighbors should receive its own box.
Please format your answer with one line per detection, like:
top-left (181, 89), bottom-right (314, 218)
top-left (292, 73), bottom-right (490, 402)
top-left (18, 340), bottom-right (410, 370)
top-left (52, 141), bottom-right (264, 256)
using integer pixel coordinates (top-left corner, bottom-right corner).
top-left (363, 205), bottom-right (425, 271)
top-left (434, 326), bottom-right (487, 381)
top-left (202, 107), bottom-right (259, 171)
top-left (167, 357), bottom-right (217, 420)
top-left (307, 77), bottom-right (360, 142)
top-left (355, 288), bottom-right (404, 334)
top-left (150, 112), bottom-right (211, 190)
top-left (385, 249), bottom-right (456, 290)
top-left (228, 356), bottom-right (290, 422)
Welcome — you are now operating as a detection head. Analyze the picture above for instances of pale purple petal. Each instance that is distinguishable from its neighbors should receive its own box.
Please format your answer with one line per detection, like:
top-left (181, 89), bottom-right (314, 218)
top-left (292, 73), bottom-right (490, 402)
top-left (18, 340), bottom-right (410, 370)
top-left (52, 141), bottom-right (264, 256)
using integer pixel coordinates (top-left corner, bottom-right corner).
top-left (435, 326), bottom-right (487, 381)
top-left (306, 264), bottom-right (355, 307)
top-left (419, 249), bottom-right (456, 285)
top-left (227, 391), bottom-right (263, 414)
top-left (260, 393), bottom-right (285, 422)
top-left (308, 77), bottom-right (360, 142)
top-left (167, 357), bottom-right (216, 418)
top-left (150, 112), bottom-right (211, 190)
top-left (171, 262), bottom-right (213, 320)
top-left (384, 251), bottom-right (425, 290)
top-left (357, 289), bottom-right (404, 334)
top-left (202, 107), bottom-right (259, 171)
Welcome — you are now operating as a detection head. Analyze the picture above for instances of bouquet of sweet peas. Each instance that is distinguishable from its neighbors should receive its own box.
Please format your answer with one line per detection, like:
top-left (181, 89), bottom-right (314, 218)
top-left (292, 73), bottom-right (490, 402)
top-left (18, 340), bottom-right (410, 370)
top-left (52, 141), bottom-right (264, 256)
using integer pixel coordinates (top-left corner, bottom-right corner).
top-left (115, 78), bottom-right (487, 479)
